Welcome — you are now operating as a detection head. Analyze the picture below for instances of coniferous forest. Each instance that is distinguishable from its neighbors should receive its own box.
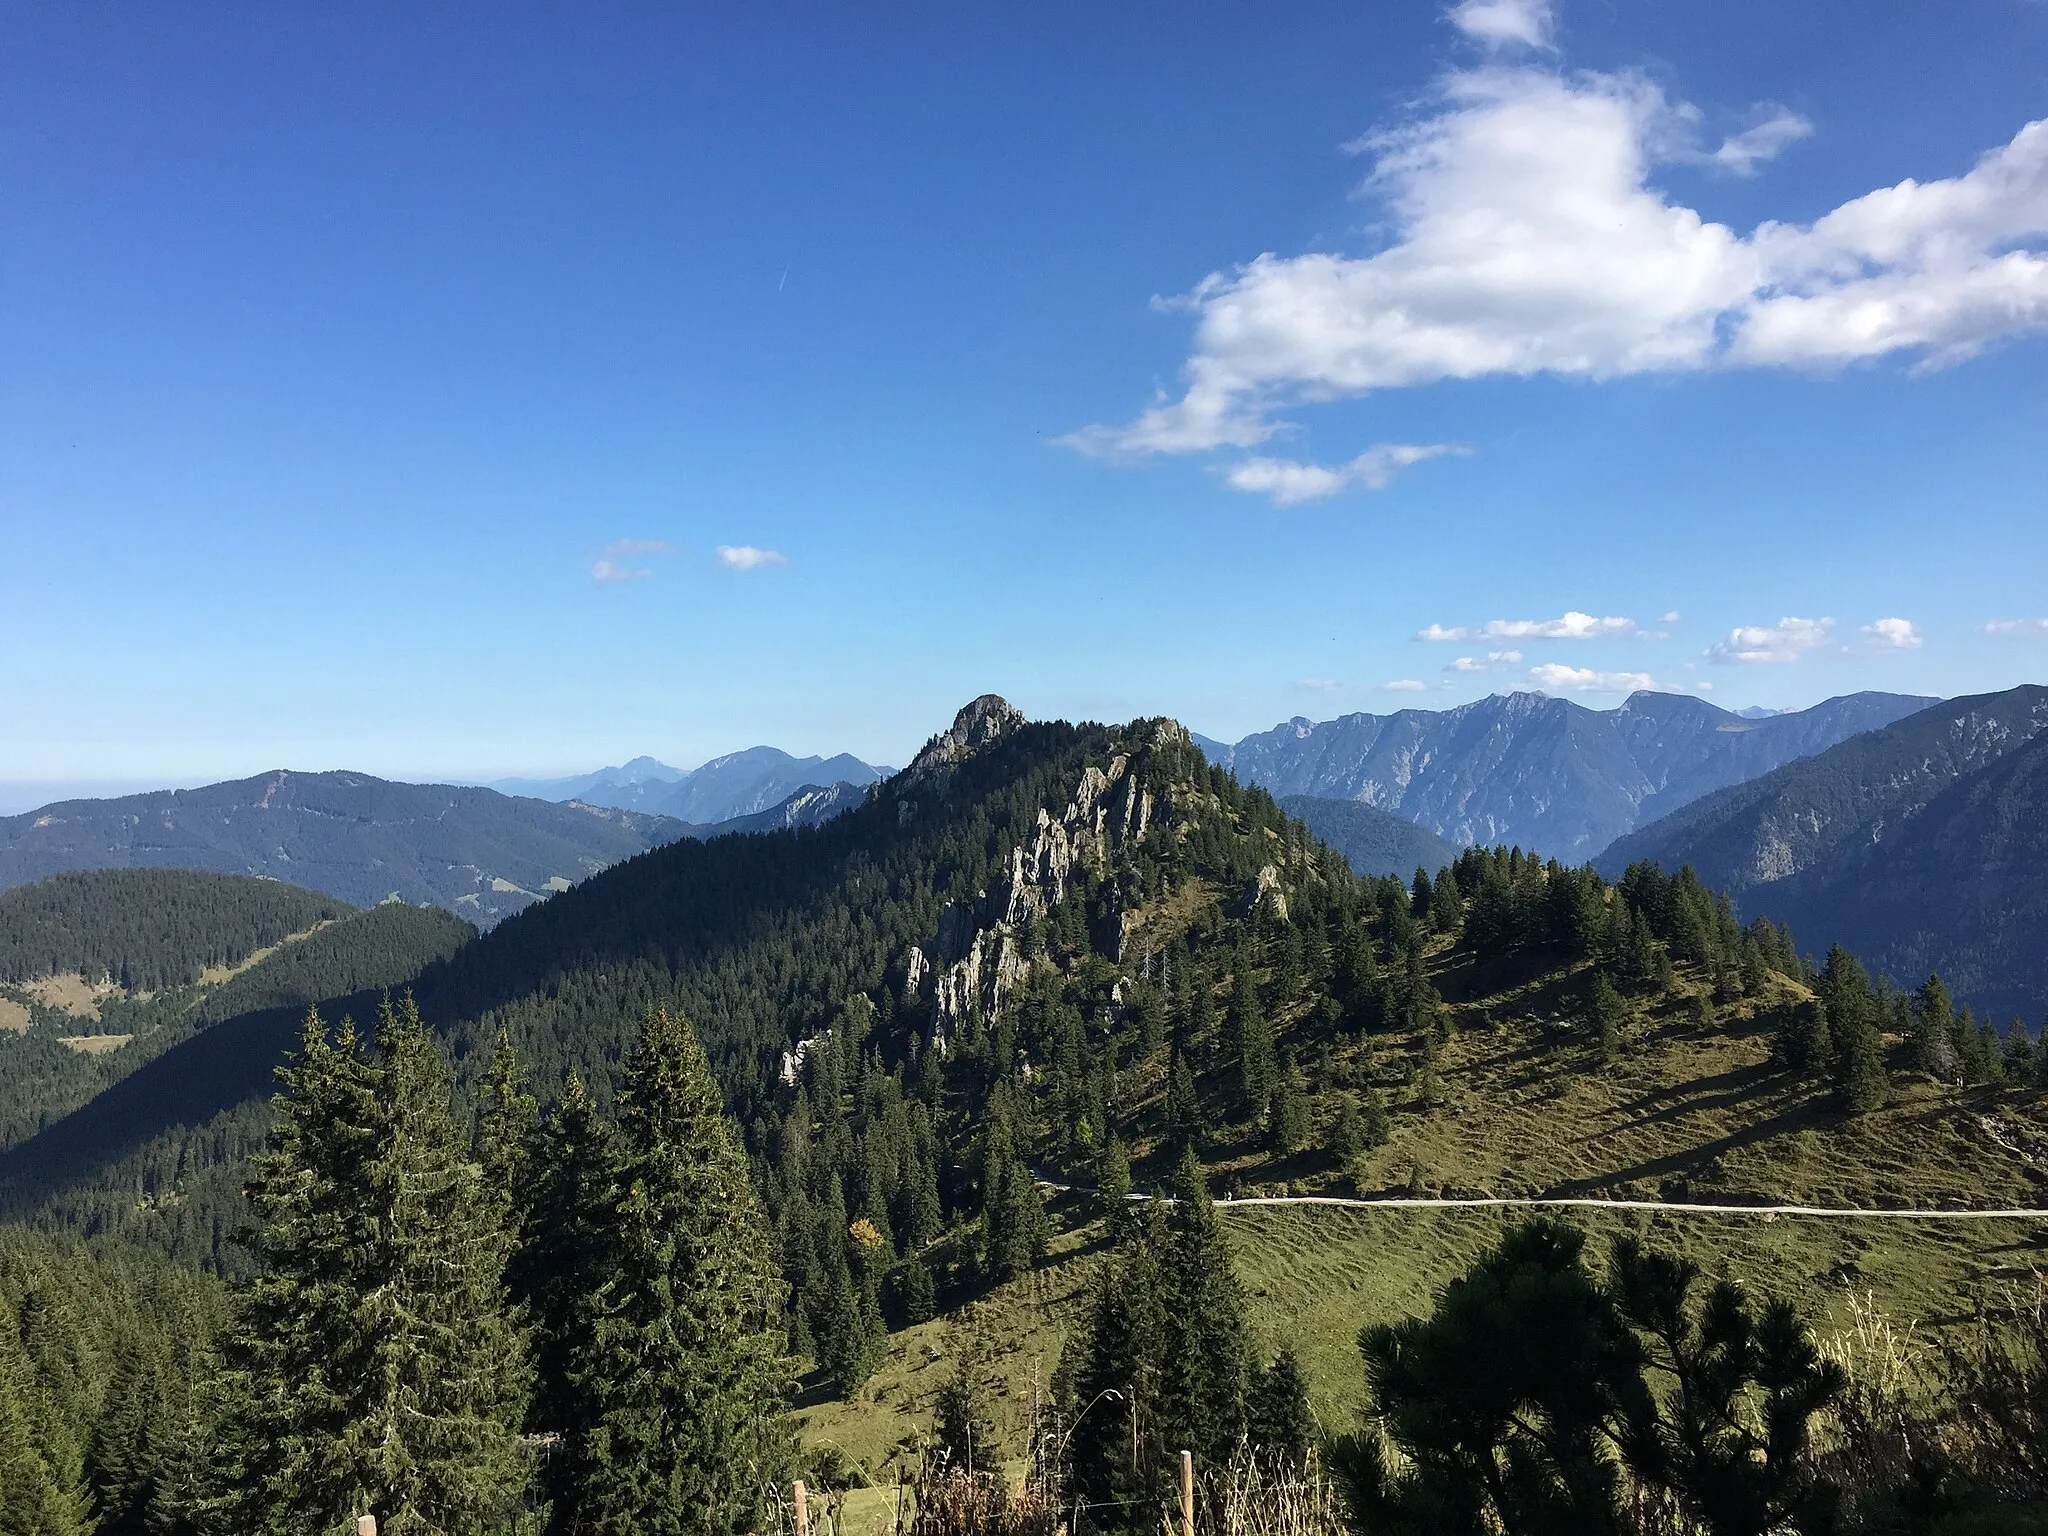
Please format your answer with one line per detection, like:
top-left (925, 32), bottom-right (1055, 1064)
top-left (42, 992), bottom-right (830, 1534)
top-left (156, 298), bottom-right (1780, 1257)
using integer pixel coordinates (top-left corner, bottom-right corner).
top-left (5, 700), bottom-right (2048, 1536)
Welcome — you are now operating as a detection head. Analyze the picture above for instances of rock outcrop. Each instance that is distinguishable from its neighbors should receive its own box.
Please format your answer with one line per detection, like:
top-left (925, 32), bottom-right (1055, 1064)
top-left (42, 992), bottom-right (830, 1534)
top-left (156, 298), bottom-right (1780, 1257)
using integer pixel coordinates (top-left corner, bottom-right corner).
top-left (903, 728), bottom-right (1159, 1052)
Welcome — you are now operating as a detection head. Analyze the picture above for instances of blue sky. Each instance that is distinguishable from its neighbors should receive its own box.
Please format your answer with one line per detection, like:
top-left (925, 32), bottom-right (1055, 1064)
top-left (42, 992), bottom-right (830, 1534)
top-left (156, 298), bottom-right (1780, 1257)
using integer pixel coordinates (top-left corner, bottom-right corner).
top-left (3, 0), bottom-right (2045, 794)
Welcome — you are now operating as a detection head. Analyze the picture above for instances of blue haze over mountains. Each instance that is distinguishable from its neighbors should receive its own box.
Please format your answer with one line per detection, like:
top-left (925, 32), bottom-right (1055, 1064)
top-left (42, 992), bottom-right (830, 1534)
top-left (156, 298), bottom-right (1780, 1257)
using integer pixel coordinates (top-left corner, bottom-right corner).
top-left (1195, 689), bottom-right (1936, 861)
top-left (490, 746), bottom-right (891, 823)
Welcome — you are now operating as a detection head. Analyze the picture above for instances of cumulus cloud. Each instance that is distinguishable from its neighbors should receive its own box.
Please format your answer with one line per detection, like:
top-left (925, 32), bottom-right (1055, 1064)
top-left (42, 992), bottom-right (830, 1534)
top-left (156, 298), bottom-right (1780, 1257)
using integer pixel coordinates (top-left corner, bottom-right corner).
top-left (1528, 663), bottom-right (1656, 693)
top-left (1661, 610), bottom-right (1683, 624)
top-left (1446, 650), bottom-right (1523, 673)
top-left (1985, 618), bottom-right (2048, 637)
top-left (1704, 616), bottom-right (1836, 664)
top-left (1064, 52), bottom-right (2048, 458)
top-left (1381, 679), bottom-right (1429, 692)
top-left (1447, 0), bottom-right (1554, 51)
top-left (716, 545), bottom-right (788, 571)
top-left (1420, 611), bottom-right (1635, 642)
top-left (591, 538), bottom-right (673, 584)
top-left (1295, 677), bottom-right (1343, 693)
top-left (1860, 617), bottom-right (1922, 649)
top-left (1222, 442), bottom-right (1464, 505)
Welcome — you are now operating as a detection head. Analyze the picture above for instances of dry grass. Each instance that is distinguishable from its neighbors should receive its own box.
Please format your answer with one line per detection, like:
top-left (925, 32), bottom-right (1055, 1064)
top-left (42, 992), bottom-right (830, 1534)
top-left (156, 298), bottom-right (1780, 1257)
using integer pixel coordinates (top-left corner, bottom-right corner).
top-left (58, 1033), bottom-right (132, 1055)
top-left (22, 972), bottom-right (116, 1019)
top-left (0, 995), bottom-right (29, 1033)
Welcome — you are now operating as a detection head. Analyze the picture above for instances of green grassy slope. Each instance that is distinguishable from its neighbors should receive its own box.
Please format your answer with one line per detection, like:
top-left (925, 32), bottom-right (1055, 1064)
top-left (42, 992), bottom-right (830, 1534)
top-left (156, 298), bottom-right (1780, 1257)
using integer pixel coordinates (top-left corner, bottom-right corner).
top-left (794, 942), bottom-right (2048, 1482)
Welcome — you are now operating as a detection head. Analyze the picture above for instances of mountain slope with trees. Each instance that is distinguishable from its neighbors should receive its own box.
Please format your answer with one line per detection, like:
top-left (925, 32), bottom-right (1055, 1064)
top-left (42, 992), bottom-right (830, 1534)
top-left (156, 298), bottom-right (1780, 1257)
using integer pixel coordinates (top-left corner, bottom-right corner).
top-left (0, 869), bottom-right (349, 992)
top-left (1278, 795), bottom-right (1463, 879)
top-left (0, 771), bottom-right (690, 925)
top-left (8, 697), bottom-right (2038, 1329)
top-left (1600, 685), bottom-right (2048, 1020)
top-left (6, 694), bottom-right (2048, 1533)
top-left (1200, 689), bottom-right (1934, 860)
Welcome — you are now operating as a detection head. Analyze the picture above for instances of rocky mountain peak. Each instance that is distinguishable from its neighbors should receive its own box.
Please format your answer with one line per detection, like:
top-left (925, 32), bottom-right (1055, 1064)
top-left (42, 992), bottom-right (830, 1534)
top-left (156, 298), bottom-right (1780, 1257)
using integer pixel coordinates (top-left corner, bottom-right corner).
top-left (905, 695), bottom-right (1027, 780)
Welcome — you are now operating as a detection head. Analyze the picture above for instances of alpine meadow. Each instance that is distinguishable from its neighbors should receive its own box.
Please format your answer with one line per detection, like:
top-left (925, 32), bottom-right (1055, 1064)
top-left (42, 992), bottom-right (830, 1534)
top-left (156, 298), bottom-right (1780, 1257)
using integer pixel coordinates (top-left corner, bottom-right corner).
top-left (5, 3), bottom-right (2048, 1535)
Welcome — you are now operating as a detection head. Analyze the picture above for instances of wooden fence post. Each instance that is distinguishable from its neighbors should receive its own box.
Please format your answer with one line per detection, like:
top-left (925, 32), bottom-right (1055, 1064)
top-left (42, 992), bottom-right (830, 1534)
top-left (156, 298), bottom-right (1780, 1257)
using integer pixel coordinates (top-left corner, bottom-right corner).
top-left (1178, 1450), bottom-right (1194, 1536)
top-left (794, 1480), bottom-right (810, 1536)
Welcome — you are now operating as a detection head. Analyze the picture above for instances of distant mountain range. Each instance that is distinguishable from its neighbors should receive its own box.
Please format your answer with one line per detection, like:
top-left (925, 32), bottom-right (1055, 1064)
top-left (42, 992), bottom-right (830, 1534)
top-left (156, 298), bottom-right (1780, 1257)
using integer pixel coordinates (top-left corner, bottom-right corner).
top-left (1600, 686), bottom-right (2048, 1022)
top-left (490, 746), bottom-right (890, 824)
top-left (0, 767), bottom-right (879, 930)
top-left (0, 772), bottom-right (690, 927)
top-left (1196, 689), bottom-right (1935, 860)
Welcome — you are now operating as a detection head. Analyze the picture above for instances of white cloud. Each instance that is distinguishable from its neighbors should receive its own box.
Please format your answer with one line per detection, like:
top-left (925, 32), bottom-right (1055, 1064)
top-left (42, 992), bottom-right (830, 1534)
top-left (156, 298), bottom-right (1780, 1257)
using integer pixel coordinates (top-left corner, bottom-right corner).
top-left (1704, 616), bottom-right (1836, 664)
top-left (1860, 616), bottom-right (1922, 649)
top-left (1446, 650), bottom-right (1523, 673)
top-left (716, 545), bottom-right (788, 571)
top-left (1661, 610), bottom-right (1683, 624)
top-left (591, 538), bottom-right (673, 584)
top-left (1222, 442), bottom-right (1464, 506)
top-left (1985, 618), bottom-right (2048, 637)
top-left (1065, 59), bottom-right (2048, 457)
top-left (1420, 611), bottom-right (1635, 642)
top-left (1296, 677), bottom-right (1342, 693)
top-left (1704, 109), bottom-right (1813, 177)
top-left (1447, 0), bottom-right (1554, 51)
top-left (1528, 663), bottom-right (1656, 693)
top-left (1381, 679), bottom-right (1429, 692)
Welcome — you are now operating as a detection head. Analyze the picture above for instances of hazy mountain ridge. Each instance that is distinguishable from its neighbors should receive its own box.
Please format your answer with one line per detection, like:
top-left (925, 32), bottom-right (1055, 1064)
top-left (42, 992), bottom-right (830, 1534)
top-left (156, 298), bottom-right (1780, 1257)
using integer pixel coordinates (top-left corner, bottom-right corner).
top-left (493, 745), bottom-right (890, 823)
top-left (1277, 795), bottom-right (1463, 879)
top-left (0, 771), bottom-right (691, 927)
top-left (1598, 685), bottom-right (2048, 1019)
top-left (1200, 689), bottom-right (1936, 859)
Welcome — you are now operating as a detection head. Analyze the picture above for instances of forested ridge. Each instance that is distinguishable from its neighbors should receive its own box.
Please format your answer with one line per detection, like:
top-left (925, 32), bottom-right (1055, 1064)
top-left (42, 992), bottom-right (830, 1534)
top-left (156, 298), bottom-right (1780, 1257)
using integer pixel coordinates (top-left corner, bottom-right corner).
top-left (0, 870), bottom-right (348, 991)
top-left (0, 902), bottom-right (474, 1264)
top-left (6, 696), bottom-right (2048, 1535)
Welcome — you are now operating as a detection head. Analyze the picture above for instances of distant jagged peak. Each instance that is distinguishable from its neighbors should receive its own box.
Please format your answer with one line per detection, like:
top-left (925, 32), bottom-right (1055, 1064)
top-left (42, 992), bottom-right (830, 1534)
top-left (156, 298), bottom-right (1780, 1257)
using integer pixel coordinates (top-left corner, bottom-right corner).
top-left (905, 695), bottom-right (1027, 780)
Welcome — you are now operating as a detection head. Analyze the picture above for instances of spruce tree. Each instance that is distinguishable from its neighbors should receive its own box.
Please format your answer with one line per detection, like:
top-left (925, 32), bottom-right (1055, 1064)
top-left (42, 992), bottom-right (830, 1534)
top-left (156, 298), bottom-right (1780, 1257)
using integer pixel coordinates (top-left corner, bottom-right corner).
top-left (2003, 1020), bottom-right (2038, 1087)
top-left (1247, 1348), bottom-right (1313, 1469)
top-left (223, 999), bottom-right (533, 1536)
top-left (1822, 948), bottom-right (1890, 1113)
top-left (473, 1025), bottom-right (536, 1209)
top-left (1327, 1096), bottom-right (1365, 1162)
top-left (931, 1353), bottom-right (1002, 1476)
top-left (980, 1138), bottom-right (1049, 1283)
top-left (1588, 972), bottom-right (1626, 1061)
top-left (1157, 1153), bottom-right (1251, 1469)
top-left (1095, 1135), bottom-right (1134, 1234)
top-left (1066, 1231), bottom-right (1165, 1520)
top-left (559, 1007), bottom-right (793, 1536)
top-left (520, 1075), bottom-right (613, 1443)
top-left (1362, 1083), bottom-right (1393, 1151)
top-left (1162, 1049), bottom-right (1201, 1153)
top-left (1229, 967), bottom-right (1277, 1121)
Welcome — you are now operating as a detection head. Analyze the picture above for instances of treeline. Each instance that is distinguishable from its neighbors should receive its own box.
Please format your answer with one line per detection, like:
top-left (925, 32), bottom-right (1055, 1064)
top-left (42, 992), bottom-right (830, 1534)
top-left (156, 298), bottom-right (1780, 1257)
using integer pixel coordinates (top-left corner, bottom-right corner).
top-left (0, 871), bottom-right (348, 992)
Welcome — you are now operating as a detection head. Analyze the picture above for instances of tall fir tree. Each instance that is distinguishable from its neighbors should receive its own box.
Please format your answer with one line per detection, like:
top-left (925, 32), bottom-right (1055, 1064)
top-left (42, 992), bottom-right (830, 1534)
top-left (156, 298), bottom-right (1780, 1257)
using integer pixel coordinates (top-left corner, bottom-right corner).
top-left (1228, 966), bottom-right (1278, 1122)
top-left (1157, 1152), bottom-right (1251, 1471)
top-left (1065, 1224), bottom-right (1166, 1524)
top-left (519, 1075), bottom-right (614, 1444)
top-left (557, 1008), bottom-right (793, 1536)
top-left (221, 998), bottom-right (533, 1536)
